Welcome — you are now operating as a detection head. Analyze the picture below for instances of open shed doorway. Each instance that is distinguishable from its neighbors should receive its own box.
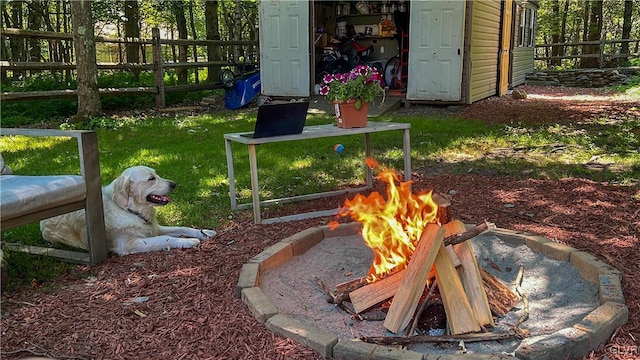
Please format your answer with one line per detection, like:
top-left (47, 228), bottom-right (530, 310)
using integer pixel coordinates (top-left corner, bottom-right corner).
top-left (312, 1), bottom-right (410, 98)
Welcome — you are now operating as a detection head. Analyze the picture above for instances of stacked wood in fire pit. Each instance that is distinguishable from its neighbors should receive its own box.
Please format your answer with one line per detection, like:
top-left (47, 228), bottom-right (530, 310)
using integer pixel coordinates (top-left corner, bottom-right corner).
top-left (319, 221), bottom-right (521, 339)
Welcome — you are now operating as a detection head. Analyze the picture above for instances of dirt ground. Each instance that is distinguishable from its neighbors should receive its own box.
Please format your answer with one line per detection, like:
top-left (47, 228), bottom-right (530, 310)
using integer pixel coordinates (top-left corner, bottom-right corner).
top-left (1, 85), bottom-right (639, 360)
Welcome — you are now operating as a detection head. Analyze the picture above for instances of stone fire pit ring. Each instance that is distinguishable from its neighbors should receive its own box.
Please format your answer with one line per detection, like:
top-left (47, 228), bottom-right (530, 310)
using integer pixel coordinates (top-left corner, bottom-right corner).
top-left (237, 223), bottom-right (628, 360)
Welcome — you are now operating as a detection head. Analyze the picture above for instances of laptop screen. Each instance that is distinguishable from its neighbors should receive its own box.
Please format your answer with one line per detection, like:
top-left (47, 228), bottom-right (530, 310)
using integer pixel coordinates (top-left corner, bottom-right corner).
top-left (250, 101), bottom-right (309, 138)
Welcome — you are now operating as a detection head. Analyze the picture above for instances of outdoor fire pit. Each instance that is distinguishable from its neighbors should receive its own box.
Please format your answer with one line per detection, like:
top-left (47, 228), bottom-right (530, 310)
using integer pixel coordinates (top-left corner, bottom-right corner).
top-left (237, 166), bottom-right (628, 359)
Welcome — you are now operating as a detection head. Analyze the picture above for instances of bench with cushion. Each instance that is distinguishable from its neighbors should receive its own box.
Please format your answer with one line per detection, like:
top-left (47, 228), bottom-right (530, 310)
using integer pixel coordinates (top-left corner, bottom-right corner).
top-left (0, 129), bottom-right (108, 265)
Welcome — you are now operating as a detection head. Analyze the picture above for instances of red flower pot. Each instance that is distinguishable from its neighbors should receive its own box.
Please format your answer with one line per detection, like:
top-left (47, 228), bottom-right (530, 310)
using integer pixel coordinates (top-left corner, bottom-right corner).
top-left (333, 100), bottom-right (369, 128)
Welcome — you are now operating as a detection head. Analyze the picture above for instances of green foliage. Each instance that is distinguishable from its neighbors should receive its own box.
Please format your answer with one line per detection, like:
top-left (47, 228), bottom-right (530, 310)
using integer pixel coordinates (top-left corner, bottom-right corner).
top-left (2, 73), bottom-right (75, 92)
top-left (0, 71), bottom-right (220, 126)
top-left (536, 0), bottom-right (640, 46)
top-left (608, 75), bottom-right (640, 100)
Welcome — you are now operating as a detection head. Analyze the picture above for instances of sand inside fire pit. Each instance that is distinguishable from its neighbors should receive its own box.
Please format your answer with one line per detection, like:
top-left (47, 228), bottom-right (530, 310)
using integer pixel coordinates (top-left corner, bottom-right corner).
top-left (259, 231), bottom-right (599, 355)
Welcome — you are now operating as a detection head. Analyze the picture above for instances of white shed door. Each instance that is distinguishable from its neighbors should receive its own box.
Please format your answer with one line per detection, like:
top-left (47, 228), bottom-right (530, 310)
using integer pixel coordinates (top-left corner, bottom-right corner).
top-left (407, 1), bottom-right (464, 101)
top-left (259, 0), bottom-right (310, 97)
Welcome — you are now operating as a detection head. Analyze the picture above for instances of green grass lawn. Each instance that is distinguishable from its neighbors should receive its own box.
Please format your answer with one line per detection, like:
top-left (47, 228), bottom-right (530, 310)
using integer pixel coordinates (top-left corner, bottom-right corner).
top-left (1, 89), bottom-right (639, 288)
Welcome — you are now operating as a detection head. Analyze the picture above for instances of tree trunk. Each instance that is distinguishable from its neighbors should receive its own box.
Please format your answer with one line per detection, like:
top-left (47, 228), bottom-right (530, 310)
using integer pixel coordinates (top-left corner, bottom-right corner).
top-left (124, 0), bottom-right (140, 78)
top-left (27, 1), bottom-right (43, 62)
top-left (71, 0), bottom-right (102, 121)
top-left (173, 1), bottom-right (189, 83)
top-left (234, 0), bottom-right (242, 61)
top-left (550, 0), bottom-right (561, 66)
top-left (9, 1), bottom-right (25, 78)
top-left (583, 0), bottom-right (602, 68)
top-left (38, 1), bottom-right (61, 79)
top-left (63, 0), bottom-right (72, 83)
top-left (620, 0), bottom-right (633, 62)
top-left (246, 4), bottom-right (258, 62)
top-left (205, 0), bottom-right (222, 83)
top-left (0, 1), bottom-right (7, 81)
top-left (188, 1), bottom-right (198, 83)
top-left (559, 0), bottom-right (569, 59)
top-left (580, 0), bottom-right (590, 66)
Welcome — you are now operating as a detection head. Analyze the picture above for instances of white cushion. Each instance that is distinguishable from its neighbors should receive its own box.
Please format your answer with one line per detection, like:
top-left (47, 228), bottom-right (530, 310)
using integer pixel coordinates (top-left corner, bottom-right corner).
top-left (0, 175), bottom-right (86, 220)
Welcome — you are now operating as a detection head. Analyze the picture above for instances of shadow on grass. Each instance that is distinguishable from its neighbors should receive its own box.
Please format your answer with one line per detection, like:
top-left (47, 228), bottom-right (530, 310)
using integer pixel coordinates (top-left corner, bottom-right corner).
top-left (2, 109), bottom-right (638, 289)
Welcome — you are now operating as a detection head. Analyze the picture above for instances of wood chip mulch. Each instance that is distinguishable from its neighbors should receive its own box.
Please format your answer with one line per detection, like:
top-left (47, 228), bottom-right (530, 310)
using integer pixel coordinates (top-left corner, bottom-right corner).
top-left (1, 85), bottom-right (639, 360)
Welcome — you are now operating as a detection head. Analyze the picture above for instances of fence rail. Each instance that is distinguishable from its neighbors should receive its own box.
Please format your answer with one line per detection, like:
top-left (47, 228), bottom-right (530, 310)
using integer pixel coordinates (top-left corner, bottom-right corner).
top-left (534, 38), bottom-right (640, 69)
top-left (0, 27), bottom-right (259, 107)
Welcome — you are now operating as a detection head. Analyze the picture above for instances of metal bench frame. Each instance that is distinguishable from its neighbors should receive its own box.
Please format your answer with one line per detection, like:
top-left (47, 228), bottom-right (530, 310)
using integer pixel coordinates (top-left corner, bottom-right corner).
top-left (1, 129), bottom-right (108, 265)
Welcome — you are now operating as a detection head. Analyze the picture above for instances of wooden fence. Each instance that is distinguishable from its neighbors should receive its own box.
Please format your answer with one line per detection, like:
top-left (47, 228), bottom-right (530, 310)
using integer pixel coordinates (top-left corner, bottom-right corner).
top-left (534, 38), bottom-right (640, 69)
top-left (0, 27), bottom-right (259, 108)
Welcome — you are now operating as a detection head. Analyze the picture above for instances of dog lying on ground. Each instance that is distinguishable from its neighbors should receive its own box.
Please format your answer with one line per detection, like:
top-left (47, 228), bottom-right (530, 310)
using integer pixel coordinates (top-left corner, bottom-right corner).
top-left (40, 166), bottom-right (216, 255)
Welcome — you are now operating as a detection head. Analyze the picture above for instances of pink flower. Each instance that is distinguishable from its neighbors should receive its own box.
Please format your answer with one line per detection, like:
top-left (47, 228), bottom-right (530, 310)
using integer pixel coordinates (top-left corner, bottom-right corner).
top-left (354, 66), bottom-right (368, 76)
top-left (319, 64), bottom-right (385, 105)
top-left (323, 73), bottom-right (335, 84)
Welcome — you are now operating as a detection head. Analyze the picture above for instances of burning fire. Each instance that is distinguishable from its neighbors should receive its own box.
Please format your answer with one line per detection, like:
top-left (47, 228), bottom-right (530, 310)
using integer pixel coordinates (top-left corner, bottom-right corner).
top-left (334, 158), bottom-right (439, 282)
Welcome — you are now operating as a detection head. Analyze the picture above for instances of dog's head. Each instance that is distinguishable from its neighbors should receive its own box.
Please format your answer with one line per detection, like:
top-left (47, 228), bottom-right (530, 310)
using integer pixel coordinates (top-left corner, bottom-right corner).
top-left (110, 166), bottom-right (176, 211)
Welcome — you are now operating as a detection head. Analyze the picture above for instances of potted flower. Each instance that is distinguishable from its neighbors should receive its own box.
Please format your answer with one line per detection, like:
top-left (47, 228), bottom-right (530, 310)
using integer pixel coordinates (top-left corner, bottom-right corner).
top-left (319, 64), bottom-right (385, 128)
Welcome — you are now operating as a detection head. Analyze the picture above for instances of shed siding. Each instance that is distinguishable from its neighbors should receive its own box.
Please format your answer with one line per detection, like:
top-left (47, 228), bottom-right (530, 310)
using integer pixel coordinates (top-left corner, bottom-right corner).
top-left (511, 5), bottom-right (537, 87)
top-left (512, 47), bottom-right (534, 86)
top-left (469, 0), bottom-right (501, 103)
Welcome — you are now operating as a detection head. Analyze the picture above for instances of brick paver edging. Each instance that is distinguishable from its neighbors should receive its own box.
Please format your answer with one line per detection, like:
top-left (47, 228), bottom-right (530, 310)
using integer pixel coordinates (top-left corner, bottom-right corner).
top-left (237, 223), bottom-right (628, 360)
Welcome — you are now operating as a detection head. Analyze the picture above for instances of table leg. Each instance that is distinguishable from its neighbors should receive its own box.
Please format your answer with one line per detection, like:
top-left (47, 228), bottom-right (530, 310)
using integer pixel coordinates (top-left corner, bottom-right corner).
top-left (248, 144), bottom-right (261, 224)
top-left (403, 128), bottom-right (411, 182)
top-left (225, 139), bottom-right (237, 210)
top-left (365, 133), bottom-right (372, 188)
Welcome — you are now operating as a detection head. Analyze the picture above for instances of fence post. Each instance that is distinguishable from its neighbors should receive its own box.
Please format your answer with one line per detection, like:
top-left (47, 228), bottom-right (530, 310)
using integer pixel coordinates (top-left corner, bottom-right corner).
top-left (152, 27), bottom-right (165, 109)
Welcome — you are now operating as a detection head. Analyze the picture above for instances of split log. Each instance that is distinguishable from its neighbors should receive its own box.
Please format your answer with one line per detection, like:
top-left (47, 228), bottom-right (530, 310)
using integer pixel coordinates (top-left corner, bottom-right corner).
top-left (350, 270), bottom-right (404, 314)
top-left (454, 240), bottom-right (495, 327)
top-left (433, 241), bottom-right (480, 334)
top-left (445, 245), bottom-right (461, 267)
top-left (347, 221), bottom-right (486, 313)
top-left (445, 220), bottom-right (494, 327)
top-left (480, 268), bottom-right (520, 317)
top-left (383, 224), bottom-right (445, 333)
top-left (361, 331), bottom-right (519, 345)
top-left (349, 265), bottom-right (450, 314)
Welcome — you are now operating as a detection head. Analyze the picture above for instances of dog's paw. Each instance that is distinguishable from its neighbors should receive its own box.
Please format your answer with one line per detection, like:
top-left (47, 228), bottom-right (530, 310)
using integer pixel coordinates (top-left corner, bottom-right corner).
top-left (199, 229), bottom-right (216, 240)
top-left (177, 238), bottom-right (201, 249)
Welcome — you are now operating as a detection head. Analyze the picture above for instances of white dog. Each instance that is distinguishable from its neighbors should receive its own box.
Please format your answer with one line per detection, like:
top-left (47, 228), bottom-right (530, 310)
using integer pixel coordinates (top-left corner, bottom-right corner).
top-left (40, 166), bottom-right (216, 255)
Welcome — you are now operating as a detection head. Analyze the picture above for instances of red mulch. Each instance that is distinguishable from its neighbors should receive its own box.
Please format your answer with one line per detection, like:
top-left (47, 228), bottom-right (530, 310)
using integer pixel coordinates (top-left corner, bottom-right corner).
top-left (1, 85), bottom-right (639, 360)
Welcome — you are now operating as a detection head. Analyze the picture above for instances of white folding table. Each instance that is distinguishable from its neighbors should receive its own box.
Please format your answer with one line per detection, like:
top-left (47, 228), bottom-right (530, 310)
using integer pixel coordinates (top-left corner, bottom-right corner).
top-left (224, 121), bottom-right (411, 224)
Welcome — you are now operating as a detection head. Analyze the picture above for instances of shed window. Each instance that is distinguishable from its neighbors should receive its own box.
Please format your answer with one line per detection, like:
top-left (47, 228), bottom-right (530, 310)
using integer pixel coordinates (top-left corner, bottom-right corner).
top-left (528, 9), bottom-right (536, 47)
top-left (518, 6), bottom-right (536, 48)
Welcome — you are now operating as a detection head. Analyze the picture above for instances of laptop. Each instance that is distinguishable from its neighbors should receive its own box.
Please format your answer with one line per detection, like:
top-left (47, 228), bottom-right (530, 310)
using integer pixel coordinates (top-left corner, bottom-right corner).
top-left (244, 101), bottom-right (309, 138)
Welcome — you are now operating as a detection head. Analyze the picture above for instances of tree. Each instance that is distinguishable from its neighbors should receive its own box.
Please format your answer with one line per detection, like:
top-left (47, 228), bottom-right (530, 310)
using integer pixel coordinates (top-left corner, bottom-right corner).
top-left (188, 0), bottom-right (198, 82)
top-left (620, 0), bottom-right (633, 63)
top-left (7, 0), bottom-right (25, 78)
top-left (71, 0), bottom-right (102, 120)
top-left (204, 0), bottom-right (222, 83)
top-left (550, 0), bottom-right (562, 66)
top-left (583, 0), bottom-right (603, 68)
top-left (172, 1), bottom-right (189, 83)
top-left (27, 1), bottom-right (43, 61)
top-left (124, 0), bottom-right (140, 78)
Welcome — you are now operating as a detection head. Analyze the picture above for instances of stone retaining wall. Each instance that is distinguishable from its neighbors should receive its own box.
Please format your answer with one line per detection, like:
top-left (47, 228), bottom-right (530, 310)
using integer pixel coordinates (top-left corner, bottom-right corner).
top-left (526, 67), bottom-right (639, 88)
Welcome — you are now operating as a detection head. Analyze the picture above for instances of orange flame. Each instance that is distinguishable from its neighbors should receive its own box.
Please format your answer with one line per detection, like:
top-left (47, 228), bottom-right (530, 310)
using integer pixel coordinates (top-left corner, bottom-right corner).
top-left (338, 159), bottom-right (439, 282)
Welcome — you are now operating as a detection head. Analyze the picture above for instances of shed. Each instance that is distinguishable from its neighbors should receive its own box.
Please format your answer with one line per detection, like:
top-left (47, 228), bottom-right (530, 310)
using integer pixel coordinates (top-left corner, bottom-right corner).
top-left (258, 0), bottom-right (538, 104)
